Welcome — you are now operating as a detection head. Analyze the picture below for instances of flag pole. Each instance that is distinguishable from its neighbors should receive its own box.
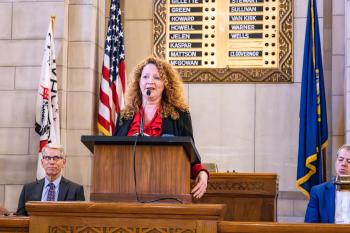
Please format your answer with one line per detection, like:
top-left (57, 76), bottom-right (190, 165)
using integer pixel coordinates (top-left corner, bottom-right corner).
top-left (51, 16), bottom-right (55, 33)
top-left (322, 148), bottom-right (327, 181)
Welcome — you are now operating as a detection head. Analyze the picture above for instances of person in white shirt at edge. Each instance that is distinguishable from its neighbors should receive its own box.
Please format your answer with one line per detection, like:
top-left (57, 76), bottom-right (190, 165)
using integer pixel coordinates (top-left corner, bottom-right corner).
top-left (305, 144), bottom-right (350, 223)
top-left (16, 144), bottom-right (85, 216)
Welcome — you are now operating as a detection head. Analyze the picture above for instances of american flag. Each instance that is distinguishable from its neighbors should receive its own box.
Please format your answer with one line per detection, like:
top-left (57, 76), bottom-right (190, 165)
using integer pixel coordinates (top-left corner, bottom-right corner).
top-left (98, 0), bottom-right (126, 136)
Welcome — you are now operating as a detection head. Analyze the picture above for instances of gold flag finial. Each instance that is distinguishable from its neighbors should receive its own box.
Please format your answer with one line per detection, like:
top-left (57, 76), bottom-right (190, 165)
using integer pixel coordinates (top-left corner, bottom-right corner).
top-left (51, 16), bottom-right (56, 33)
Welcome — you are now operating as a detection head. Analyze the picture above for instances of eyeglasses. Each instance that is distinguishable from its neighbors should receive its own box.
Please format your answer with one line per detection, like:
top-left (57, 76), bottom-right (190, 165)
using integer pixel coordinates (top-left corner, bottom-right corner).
top-left (337, 156), bottom-right (350, 164)
top-left (42, 155), bottom-right (64, 161)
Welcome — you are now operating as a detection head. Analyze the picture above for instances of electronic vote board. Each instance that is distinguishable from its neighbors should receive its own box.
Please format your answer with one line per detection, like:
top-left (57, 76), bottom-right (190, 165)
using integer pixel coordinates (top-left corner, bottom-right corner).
top-left (153, 0), bottom-right (293, 82)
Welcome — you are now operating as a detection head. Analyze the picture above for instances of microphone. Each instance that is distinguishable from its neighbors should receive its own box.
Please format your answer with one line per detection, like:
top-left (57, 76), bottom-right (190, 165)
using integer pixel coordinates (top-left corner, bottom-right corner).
top-left (139, 89), bottom-right (151, 136)
top-left (132, 88), bottom-right (152, 203)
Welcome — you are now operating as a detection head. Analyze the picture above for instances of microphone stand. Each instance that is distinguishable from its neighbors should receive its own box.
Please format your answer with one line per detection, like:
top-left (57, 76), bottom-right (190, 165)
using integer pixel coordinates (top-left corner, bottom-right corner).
top-left (139, 89), bottom-right (151, 136)
top-left (139, 108), bottom-right (146, 136)
top-left (133, 89), bottom-right (151, 202)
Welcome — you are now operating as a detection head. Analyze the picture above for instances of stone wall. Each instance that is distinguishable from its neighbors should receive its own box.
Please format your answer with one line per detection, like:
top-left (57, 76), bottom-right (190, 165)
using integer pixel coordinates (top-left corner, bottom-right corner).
top-left (0, 0), bottom-right (347, 223)
top-left (346, 1), bottom-right (350, 142)
top-left (331, 0), bottom-right (346, 172)
top-left (0, 0), bottom-right (106, 212)
top-left (0, 0), bottom-right (66, 212)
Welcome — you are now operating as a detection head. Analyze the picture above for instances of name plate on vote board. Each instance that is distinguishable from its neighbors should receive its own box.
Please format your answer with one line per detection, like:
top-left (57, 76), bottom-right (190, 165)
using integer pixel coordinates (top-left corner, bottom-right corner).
top-left (153, 0), bottom-right (293, 82)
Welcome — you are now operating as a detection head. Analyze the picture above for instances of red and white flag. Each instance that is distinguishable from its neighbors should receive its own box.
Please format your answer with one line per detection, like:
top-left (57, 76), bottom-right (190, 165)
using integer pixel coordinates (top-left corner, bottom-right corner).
top-left (35, 20), bottom-right (60, 179)
top-left (98, 0), bottom-right (126, 136)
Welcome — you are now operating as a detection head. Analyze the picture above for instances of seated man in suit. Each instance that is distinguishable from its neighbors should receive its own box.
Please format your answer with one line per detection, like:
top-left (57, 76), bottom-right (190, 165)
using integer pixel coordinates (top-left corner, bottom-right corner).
top-left (16, 144), bottom-right (85, 216)
top-left (305, 144), bottom-right (350, 223)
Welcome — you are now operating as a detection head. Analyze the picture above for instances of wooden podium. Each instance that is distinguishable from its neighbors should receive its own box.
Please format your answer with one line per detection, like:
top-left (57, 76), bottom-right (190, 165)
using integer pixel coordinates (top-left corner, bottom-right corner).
top-left (81, 136), bottom-right (201, 203)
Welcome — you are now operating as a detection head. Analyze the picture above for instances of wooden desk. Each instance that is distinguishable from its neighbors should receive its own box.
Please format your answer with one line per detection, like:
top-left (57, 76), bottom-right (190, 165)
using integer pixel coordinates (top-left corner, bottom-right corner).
top-left (3, 214), bottom-right (350, 233)
top-left (194, 173), bottom-right (278, 221)
top-left (26, 202), bottom-right (226, 233)
top-left (0, 217), bottom-right (29, 232)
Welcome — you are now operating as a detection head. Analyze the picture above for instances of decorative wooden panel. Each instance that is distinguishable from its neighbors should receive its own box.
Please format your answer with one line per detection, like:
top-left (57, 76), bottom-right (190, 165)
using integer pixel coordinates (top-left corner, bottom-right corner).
top-left (193, 173), bottom-right (278, 221)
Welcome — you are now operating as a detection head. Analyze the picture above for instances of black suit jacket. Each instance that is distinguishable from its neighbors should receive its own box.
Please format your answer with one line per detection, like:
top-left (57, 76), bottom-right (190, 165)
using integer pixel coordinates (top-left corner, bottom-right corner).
top-left (114, 109), bottom-right (194, 140)
top-left (16, 176), bottom-right (85, 216)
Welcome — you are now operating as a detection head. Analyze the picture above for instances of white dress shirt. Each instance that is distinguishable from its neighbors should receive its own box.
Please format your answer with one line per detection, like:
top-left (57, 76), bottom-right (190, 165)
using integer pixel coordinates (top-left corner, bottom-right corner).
top-left (41, 175), bottom-right (62, 201)
top-left (335, 190), bottom-right (350, 224)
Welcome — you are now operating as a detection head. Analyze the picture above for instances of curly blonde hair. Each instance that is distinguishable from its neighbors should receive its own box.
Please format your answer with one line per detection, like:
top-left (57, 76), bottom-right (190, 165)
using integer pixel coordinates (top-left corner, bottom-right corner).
top-left (121, 56), bottom-right (189, 120)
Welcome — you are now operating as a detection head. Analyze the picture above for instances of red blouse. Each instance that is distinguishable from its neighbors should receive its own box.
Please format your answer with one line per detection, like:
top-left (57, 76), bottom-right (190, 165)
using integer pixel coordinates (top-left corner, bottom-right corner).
top-left (127, 108), bottom-right (208, 179)
top-left (127, 107), bottom-right (162, 136)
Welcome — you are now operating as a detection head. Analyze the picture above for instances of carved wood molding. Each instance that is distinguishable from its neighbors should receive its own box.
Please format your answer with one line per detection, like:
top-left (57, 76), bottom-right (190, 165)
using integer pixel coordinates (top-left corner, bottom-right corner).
top-left (48, 226), bottom-right (195, 233)
top-left (207, 181), bottom-right (265, 192)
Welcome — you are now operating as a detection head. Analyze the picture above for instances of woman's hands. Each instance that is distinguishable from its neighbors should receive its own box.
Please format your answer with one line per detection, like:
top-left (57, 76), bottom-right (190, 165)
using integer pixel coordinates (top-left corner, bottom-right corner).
top-left (191, 171), bottom-right (208, 199)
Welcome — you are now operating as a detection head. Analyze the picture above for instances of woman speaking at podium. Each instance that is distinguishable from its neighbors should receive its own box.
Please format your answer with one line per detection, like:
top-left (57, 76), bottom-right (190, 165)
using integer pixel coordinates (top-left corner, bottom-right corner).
top-left (114, 56), bottom-right (208, 199)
